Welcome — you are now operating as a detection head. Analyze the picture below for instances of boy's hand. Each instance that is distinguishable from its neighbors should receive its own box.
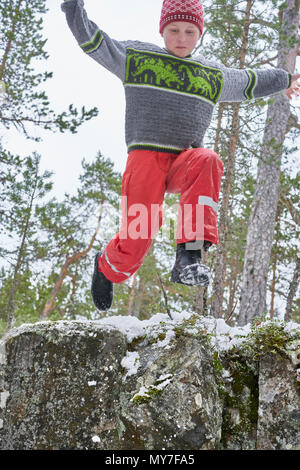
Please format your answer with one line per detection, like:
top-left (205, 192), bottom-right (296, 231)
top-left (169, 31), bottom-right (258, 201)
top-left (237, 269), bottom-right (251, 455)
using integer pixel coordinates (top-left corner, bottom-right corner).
top-left (285, 73), bottom-right (300, 100)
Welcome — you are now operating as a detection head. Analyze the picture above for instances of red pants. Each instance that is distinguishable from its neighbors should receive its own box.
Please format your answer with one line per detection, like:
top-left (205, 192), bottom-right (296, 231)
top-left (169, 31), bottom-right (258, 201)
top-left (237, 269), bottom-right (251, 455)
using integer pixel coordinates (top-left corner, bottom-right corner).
top-left (98, 148), bottom-right (224, 283)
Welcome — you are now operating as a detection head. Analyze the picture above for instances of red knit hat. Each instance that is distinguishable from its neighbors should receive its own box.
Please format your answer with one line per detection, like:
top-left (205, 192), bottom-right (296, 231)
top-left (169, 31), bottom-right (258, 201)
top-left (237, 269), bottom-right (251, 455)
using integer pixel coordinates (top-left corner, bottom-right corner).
top-left (159, 0), bottom-right (204, 35)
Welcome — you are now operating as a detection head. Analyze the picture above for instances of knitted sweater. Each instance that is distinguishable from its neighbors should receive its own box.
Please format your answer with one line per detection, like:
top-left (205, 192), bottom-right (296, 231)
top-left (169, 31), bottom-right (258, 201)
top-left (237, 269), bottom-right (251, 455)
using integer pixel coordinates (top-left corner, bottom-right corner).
top-left (62, 0), bottom-right (291, 155)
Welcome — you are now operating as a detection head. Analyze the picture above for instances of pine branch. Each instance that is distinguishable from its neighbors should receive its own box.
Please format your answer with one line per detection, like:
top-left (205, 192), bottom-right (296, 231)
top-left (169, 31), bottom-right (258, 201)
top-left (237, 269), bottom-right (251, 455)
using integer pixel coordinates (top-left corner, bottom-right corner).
top-left (156, 271), bottom-right (172, 320)
top-left (278, 191), bottom-right (300, 227)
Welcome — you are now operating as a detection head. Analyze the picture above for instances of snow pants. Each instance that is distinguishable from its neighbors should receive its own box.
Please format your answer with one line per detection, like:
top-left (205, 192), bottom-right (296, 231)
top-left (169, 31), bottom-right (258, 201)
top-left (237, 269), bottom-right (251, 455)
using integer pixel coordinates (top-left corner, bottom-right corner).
top-left (98, 148), bottom-right (224, 283)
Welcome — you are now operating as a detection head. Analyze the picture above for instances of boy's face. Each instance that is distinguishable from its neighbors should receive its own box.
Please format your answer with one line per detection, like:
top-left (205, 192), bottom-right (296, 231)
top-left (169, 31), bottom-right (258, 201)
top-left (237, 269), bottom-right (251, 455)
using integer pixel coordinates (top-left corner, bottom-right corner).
top-left (161, 22), bottom-right (200, 58)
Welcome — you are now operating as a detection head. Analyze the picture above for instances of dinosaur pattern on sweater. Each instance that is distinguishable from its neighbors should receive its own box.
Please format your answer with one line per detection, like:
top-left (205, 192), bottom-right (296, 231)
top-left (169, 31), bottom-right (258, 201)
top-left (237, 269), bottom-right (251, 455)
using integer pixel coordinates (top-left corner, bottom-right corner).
top-left (125, 49), bottom-right (223, 105)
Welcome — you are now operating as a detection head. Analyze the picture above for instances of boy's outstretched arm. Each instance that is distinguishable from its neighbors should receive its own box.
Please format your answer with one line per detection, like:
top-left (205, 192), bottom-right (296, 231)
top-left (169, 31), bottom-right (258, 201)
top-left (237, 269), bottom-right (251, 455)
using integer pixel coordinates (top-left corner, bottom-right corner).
top-left (217, 62), bottom-right (293, 103)
top-left (61, 0), bottom-right (128, 81)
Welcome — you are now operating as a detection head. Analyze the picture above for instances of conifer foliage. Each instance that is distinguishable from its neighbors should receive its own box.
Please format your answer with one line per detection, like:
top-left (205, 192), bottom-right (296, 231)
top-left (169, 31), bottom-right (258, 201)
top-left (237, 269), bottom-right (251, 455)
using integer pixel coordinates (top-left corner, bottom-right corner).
top-left (0, 0), bottom-right (97, 138)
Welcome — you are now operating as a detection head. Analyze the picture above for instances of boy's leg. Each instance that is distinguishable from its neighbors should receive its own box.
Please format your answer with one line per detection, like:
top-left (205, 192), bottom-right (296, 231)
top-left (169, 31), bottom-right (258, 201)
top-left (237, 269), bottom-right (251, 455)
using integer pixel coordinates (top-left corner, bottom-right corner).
top-left (98, 150), bottom-right (172, 283)
top-left (166, 147), bottom-right (224, 246)
top-left (166, 147), bottom-right (224, 286)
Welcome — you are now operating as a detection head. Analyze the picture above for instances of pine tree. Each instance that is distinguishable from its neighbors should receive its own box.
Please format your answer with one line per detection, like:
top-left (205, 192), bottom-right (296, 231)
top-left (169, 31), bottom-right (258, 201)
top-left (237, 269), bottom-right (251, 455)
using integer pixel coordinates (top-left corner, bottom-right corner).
top-left (0, 142), bottom-right (22, 240)
top-left (238, 0), bottom-right (299, 325)
top-left (0, 0), bottom-right (97, 138)
top-left (1, 152), bottom-right (53, 330)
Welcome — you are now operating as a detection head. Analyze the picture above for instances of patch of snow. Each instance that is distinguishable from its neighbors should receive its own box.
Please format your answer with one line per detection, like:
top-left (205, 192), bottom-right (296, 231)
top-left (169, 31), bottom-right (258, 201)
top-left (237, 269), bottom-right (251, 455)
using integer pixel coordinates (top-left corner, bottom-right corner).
top-left (157, 329), bottom-right (176, 349)
top-left (131, 385), bottom-right (150, 402)
top-left (284, 321), bottom-right (300, 335)
top-left (121, 351), bottom-right (140, 378)
top-left (214, 322), bottom-right (252, 352)
top-left (0, 340), bottom-right (6, 365)
top-left (91, 435), bottom-right (100, 443)
top-left (0, 391), bottom-right (9, 409)
top-left (222, 369), bottom-right (232, 380)
top-left (155, 373), bottom-right (173, 390)
top-left (157, 373), bottom-right (173, 382)
top-left (131, 374), bottom-right (173, 402)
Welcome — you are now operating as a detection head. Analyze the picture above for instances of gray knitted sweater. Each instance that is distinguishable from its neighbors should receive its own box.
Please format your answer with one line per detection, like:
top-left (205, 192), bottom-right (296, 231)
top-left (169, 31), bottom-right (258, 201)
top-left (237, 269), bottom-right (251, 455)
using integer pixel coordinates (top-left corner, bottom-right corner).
top-left (62, 0), bottom-right (291, 154)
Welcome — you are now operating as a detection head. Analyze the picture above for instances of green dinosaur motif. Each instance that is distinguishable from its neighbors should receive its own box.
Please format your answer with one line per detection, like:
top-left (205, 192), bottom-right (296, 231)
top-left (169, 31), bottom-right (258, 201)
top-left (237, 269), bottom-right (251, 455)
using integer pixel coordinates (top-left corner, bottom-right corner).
top-left (125, 49), bottom-right (223, 105)
top-left (178, 64), bottom-right (222, 102)
top-left (131, 57), bottom-right (182, 89)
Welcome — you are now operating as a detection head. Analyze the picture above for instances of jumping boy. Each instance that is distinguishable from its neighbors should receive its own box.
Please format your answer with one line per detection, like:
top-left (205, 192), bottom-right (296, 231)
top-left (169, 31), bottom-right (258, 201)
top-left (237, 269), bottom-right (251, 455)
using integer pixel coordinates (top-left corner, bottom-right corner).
top-left (61, 0), bottom-right (300, 311)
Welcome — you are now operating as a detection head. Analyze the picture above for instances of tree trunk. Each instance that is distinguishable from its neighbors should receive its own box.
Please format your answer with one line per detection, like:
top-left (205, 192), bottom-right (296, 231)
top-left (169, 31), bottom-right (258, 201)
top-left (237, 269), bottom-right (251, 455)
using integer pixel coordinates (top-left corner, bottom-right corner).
top-left (270, 205), bottom-right (281, 320)
top-left (133, 278), bottom-right (144, 318)
top-left (285, 256), bottom-right (300, 322)
top-left (211, 103), bottom-right (240, 318)
top-left (156, 271), bottom-right (172, 319)
top-left (127, 272), bottom-right (138, 316)
top-left (269, 250), bottom-right (278, 320)
top-left (211, 0), bottom-right (252, 318)
top-left (238, 0), bottom-right (299, 326)
top-left (227, 265), bottom-right (238, 321)
top-left (195, 250), bottom-right (208, 315)
top-left (279, 190), bottom-right (300, 226)
top-left (6, 176), bottom-right (37, 331)
top-left (6, 212), bottom-right (31, 330)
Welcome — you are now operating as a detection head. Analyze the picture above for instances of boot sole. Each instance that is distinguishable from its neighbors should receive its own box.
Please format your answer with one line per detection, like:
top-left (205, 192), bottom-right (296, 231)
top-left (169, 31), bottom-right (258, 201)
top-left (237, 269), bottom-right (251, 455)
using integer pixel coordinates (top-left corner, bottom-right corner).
top-left (171, 263), bottom-right (210, 287)
top-left (180, 263), bottom-right (210, 286)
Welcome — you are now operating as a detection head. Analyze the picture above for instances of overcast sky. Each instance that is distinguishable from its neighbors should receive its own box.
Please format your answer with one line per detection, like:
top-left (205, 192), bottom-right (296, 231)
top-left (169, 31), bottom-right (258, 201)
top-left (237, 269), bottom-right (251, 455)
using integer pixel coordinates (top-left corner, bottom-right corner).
top-left (1, 0), bottom-right (299, 200)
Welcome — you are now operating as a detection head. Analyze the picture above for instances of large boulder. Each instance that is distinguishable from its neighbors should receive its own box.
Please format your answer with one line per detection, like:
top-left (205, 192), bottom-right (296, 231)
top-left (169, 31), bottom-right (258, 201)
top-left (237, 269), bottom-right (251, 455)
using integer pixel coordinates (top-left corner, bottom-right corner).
top-left (0, 322), bottom-right (127, 450)
top-left (0, 313), bottom-right (299, 450)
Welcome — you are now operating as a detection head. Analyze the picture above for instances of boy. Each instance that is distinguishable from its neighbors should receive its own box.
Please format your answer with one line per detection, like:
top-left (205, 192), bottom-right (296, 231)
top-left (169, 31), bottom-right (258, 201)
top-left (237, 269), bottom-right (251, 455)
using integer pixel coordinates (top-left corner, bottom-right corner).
top-left (61, 0), bottom-right (300, 312)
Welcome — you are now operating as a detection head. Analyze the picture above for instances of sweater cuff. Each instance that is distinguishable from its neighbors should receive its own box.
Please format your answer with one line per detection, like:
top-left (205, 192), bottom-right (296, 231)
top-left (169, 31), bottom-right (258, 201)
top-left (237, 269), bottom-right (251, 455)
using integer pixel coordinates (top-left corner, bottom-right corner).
top-left (287, 73), bottom-right (292, 89)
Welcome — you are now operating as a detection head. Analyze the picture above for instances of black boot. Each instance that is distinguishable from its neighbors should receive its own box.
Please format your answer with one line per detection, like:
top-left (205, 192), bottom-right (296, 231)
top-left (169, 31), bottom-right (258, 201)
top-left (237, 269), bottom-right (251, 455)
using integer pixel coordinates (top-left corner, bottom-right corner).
top-left (170, 241), bottom-right (211, 286)
top-left (91, 252), bottom-right (113, 311)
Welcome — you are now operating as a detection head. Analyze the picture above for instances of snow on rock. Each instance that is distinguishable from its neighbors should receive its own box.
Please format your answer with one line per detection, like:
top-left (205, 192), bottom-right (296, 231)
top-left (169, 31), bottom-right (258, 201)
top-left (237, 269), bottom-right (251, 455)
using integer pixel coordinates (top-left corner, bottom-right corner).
top-left (131, 373), bottom-right (174, 403)
top-left (3, 310), bottom-right (298, 356)
top-left (95, 311), bottom-right (298, 354)
top-left (87, 381), bottom-right (97, 387)
top-left (121, 351), bottom-right (140, 378)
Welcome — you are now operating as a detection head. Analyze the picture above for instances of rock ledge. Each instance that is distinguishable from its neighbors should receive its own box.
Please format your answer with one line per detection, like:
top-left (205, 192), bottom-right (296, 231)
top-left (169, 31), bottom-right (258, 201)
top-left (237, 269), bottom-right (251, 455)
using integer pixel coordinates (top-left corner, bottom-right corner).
top-left (0, 313), bottom-right (299, 450)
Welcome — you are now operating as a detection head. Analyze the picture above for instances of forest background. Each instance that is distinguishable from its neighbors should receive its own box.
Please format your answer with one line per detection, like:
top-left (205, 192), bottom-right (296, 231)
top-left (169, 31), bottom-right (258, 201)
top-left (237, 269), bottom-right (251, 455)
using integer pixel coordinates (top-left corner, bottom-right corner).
top-left (0, 0), bottom-right (299, 336)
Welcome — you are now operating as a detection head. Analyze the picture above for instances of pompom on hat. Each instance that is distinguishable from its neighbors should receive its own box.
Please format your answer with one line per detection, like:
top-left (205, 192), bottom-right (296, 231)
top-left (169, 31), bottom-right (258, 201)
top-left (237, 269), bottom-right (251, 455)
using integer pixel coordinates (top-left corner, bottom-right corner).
top-left (159, 0), bottom-right (204, 35)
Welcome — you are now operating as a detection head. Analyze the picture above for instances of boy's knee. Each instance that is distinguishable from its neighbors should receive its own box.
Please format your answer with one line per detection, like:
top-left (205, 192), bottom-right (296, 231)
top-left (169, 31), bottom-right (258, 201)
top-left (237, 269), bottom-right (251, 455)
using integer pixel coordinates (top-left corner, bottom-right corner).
top-left (209, 150), bottom-right (224, 170)
top-left (192, 148), bottom-right (223, 169)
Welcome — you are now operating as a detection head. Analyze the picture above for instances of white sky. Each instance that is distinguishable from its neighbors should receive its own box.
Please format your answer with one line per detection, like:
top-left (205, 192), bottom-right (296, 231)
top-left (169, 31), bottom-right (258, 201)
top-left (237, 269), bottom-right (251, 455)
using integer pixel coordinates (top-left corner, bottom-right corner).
top-left (2, 0), bottom-right (169, 199)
